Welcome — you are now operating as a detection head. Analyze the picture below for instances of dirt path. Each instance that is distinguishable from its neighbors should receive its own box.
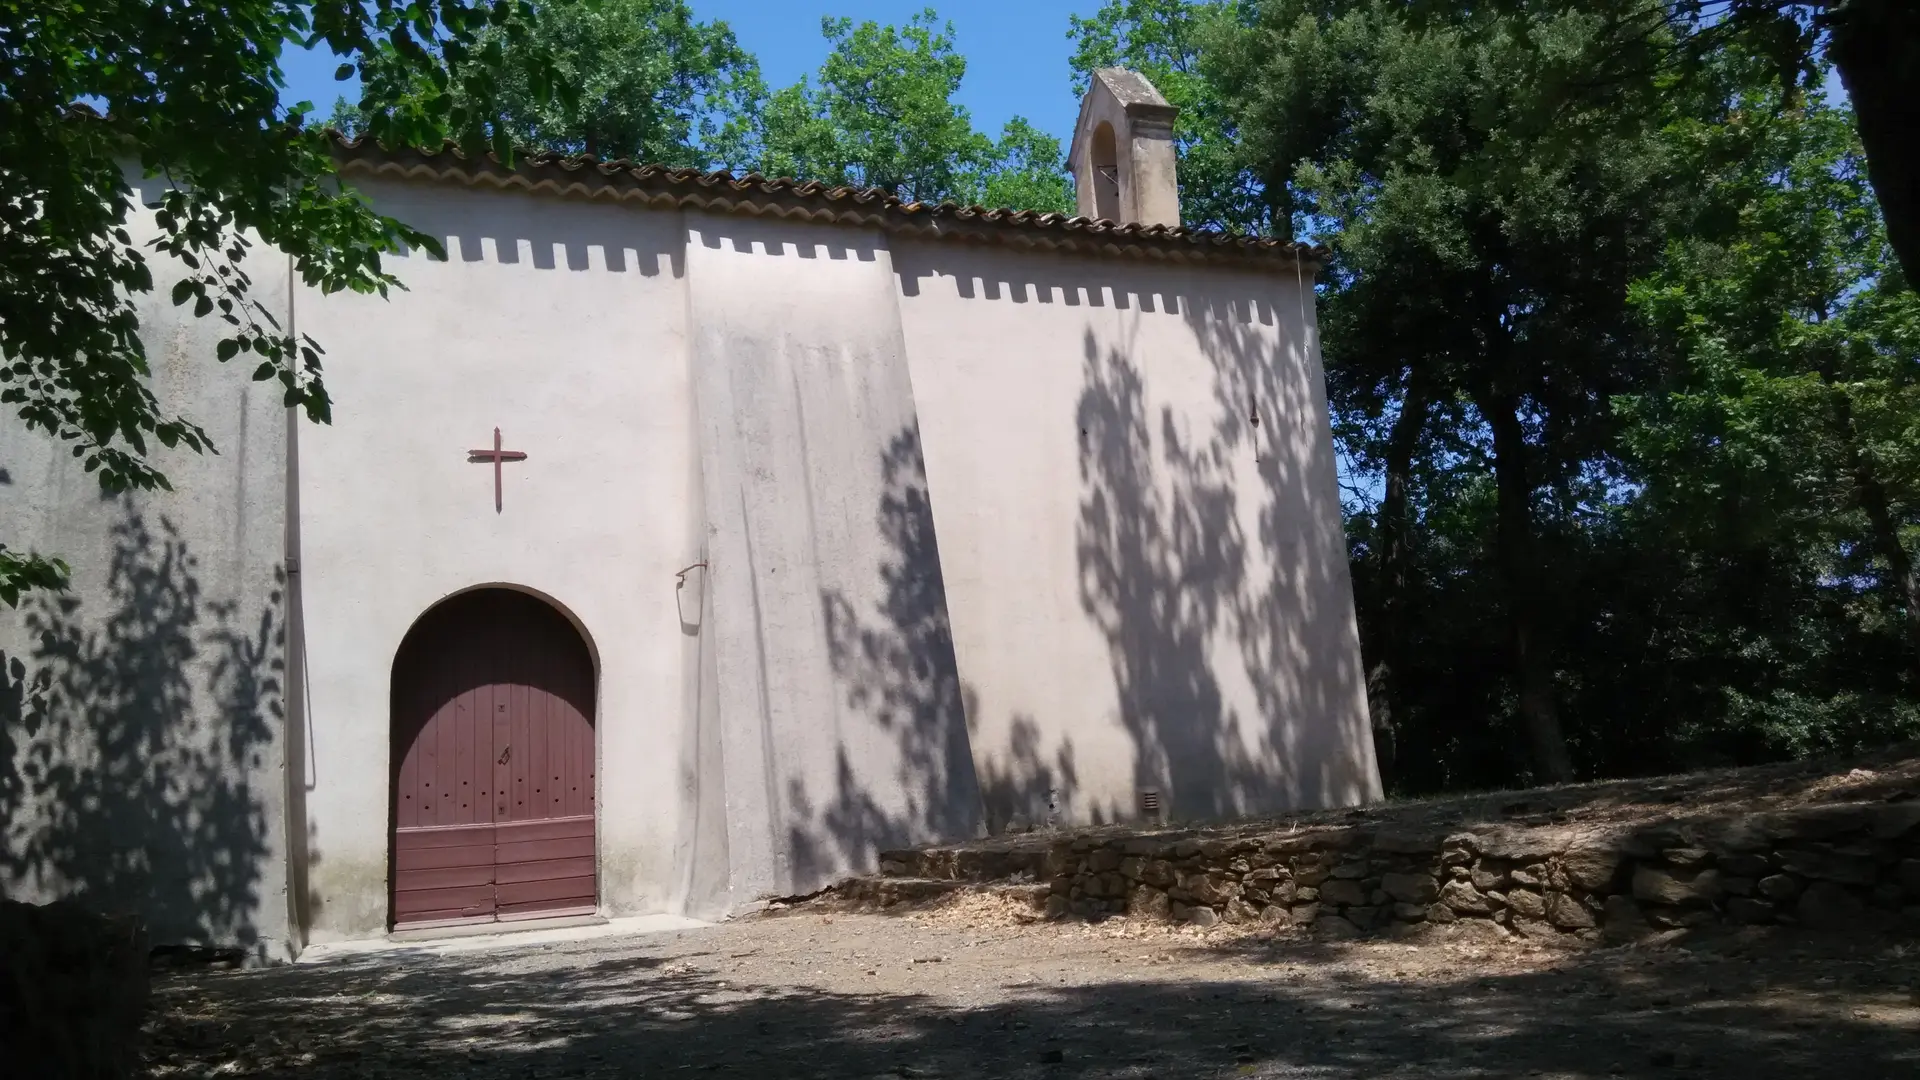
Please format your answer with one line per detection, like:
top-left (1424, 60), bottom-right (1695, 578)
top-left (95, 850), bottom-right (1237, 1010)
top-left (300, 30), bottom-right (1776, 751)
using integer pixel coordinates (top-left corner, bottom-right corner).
top-left (146, 909), bottom-right (1919, 1079)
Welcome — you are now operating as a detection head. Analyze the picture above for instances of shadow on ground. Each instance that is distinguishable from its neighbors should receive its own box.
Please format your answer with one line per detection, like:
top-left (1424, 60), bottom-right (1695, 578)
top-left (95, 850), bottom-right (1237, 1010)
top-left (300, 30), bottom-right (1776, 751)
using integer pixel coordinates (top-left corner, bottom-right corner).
top-left (146, 919), bottom-right (1918, 1079)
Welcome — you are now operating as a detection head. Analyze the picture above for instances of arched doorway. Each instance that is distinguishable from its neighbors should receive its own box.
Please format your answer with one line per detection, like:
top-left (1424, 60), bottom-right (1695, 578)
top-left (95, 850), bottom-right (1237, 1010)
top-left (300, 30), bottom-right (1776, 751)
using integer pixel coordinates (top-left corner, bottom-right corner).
top-left (389, 588), bottom-right (597, 929)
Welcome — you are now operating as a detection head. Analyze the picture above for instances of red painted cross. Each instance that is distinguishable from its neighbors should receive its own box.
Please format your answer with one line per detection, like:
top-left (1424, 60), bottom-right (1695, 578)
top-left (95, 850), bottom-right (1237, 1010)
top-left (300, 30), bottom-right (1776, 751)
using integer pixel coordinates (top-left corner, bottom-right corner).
top-left (467, 427), bottom-right (528, 513)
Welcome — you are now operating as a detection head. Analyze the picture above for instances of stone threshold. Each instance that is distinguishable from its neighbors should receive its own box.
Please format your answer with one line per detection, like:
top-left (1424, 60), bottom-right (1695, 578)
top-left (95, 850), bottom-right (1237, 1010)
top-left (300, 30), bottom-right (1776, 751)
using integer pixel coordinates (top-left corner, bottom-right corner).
top-left (296, 912), bottom-right (709, 963)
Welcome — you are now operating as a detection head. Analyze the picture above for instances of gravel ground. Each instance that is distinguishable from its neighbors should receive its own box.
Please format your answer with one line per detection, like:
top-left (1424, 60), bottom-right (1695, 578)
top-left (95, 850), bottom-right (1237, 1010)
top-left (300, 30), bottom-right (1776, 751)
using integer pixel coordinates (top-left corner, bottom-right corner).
top-left (146, 906), bottom-right (1920, 1079)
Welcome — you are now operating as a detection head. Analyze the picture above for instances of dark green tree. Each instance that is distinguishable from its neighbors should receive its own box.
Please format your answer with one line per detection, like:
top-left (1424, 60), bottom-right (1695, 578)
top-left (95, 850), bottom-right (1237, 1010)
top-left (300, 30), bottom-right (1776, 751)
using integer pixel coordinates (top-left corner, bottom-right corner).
top-left (1215, 0), bottom-right (1694, 782)
top-left (756, 9), bottom-right (1072, 211)
top-left (340, 0), bottom-right (764, 168)
top-left (1625, 83), bottom-right (1920, 683)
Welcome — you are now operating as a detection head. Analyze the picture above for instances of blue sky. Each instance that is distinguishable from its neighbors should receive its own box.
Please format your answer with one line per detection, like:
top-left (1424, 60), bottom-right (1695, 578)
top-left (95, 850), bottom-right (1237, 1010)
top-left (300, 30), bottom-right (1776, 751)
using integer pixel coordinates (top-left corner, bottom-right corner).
top-left (279, 2), bottom-right (1850, 147)
top-left (280, 2), bottom-right (1106, 146)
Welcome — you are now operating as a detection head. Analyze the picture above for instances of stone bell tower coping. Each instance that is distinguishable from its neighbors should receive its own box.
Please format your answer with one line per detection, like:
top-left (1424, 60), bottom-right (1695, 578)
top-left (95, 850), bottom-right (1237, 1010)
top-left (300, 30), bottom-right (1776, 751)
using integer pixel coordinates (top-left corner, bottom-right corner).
top-left (1066, 67), bottom-right (1181, 228)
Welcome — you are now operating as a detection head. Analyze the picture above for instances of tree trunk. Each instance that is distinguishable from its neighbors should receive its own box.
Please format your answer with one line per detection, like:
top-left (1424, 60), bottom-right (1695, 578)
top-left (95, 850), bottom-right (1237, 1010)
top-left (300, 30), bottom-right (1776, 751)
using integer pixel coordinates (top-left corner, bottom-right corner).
top-left (1365, 377), bottom-right (1430, 787)
top-left (1830, 385), bottom-right (1920, 675)
top-left (1480, 391), bottom-right (1576, 783)
top-left (1826, 0), bottom-right (1920, 288)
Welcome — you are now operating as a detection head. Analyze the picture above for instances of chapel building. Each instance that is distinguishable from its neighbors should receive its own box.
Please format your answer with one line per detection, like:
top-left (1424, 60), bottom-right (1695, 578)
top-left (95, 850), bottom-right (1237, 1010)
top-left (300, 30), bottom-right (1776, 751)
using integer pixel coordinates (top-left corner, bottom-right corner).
top-left (0, 69), bottom-right (1380, 957)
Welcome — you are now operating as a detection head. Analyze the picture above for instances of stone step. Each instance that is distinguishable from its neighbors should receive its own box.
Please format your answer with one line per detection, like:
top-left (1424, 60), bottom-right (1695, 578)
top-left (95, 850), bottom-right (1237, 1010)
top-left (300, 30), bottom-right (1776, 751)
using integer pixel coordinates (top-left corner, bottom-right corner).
top-left (829, 877), bottom-right (1053, 913)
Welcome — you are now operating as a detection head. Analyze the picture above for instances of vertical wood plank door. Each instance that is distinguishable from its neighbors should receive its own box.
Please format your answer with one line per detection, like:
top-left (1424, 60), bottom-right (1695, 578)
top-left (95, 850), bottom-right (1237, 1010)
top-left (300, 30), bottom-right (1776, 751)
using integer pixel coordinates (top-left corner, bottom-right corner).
top-left (390, 588), bottom-right (597, 930)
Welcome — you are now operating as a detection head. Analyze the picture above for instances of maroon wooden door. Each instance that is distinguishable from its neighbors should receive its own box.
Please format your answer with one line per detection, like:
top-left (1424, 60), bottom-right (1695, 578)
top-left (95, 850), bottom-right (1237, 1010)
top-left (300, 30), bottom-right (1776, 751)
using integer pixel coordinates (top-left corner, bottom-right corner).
top-left (390, 589), bottom-right (596, 929)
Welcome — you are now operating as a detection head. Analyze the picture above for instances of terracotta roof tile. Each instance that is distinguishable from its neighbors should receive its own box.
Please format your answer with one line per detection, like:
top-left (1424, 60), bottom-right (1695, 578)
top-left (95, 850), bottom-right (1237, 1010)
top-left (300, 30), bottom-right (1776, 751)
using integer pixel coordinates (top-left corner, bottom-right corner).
top-left (330, 133), bottom-right (1327, 273)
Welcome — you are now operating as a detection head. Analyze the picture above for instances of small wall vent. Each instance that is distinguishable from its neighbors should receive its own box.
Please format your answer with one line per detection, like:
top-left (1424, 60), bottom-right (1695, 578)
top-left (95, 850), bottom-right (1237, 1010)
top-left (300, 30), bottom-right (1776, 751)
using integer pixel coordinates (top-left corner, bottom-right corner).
top-left (1139, 789), bottom-right (1163, 821)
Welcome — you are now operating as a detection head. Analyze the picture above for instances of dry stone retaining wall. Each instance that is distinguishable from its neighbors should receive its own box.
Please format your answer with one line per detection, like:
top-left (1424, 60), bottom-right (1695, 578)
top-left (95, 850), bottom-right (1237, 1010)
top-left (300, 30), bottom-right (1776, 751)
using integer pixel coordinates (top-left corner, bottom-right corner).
top-left (876, 801), bottom-right (1920, 940)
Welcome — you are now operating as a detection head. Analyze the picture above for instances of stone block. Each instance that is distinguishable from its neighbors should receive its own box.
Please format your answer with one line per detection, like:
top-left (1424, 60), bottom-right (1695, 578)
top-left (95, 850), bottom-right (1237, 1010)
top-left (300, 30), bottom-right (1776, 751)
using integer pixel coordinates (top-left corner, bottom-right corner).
top-left (1045, 844), bottom-right (1077, 876)
top-left (1245, 867), bottom-right (1283, 886)
top-left (1560, 847), bottom-right (1624, 892)
top-left (1186, 905), bottom-right (1220, 928)
top-left (1426, 902), bottom-right (1457, 924)
top-left (1470, 865), bottom-right (1508, 891)
top-left (1259, 904), bottom-right (1291, 925)
top-left (1347, 905), bottom-right (1381, 929)
top-left (1315, 915), bottom-right (1361, 938)
top-left (1294, 864), bottom-right (1331, 887)
top-left (1508, 867), bottom-right (1542, 887)
top-left (1897, 859), bottom-right (1920, 899)
top-left (1440, 879), bottom-right (1491, 915)
top-left (1757, 873), bottom-right (1800, 901)
top-left (1391, 902), bottom-right (1428, 921)
top-left (1868, 803), bottom-right (1920, 840)
top-left (1086, 848), bottom-right (1122, 873)
top-left (1646, 906), bottom-right (1716, 929)
top-left (1721, 876), bottom-right (1754, 897)
top-left (1719, 853), bottom-right (1772, 878)
top-left (1759, 805), bottom-right (1874, 842)
top-left (1380, 872), bottom-right (1439, 905)
top-left (1183, 873), bottom-right (1239, 905)
top-left (1615, 825), bottom-right (1686, 860)
top-left (1505, 888), bottom-right (1546, 922)
top-left (1119, 857), bottom-right (1147, 881)
top-left (1510, 916), bottom-right (1555, 939)
top-left (1797, 882), bottom-right (1866, 930)
top-left (1373, 832), bottom-right (1442, 855)
top-left (1726, 896), bottom-right (1774, 924)
top-left (1331, 860), bottom-right (1370, 879)
top-left (1129, 885), bottom-right (1171, 920)
top-left (1225, 899), bottom-right (1261, 923)
top-left (1475, 830), bottom-right (1561, 862)
top-left (1290, 902), bottom-right (1320, 925)
top-left (1602, 894), bottom-right (1650, 941)
top-left (1320, 879), bottom-right (1367, 906)
top-left (1632, 865), bottom-right (1723, 906)
top-left (1777, 846), bottom-right (1879, 886)
top-left (1545, 892), bottom-right (1597, 929)
top-left (1295, 886), bottom-right (1319, 903)
top-left (1662, 847), bottom-right (1712, 868)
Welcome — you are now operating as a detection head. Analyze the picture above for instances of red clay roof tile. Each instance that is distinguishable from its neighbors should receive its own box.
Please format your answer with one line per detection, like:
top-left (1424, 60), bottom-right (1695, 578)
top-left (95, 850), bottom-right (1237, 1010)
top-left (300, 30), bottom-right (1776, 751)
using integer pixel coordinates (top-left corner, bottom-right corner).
top-left (330, 134), bottom-right (1328, 274)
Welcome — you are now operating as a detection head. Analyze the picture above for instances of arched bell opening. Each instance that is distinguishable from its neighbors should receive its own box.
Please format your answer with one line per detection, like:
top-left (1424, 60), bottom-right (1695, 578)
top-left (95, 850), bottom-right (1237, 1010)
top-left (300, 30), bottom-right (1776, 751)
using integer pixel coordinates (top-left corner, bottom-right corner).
top-left (1090, 121), bottom-right (1121, 222)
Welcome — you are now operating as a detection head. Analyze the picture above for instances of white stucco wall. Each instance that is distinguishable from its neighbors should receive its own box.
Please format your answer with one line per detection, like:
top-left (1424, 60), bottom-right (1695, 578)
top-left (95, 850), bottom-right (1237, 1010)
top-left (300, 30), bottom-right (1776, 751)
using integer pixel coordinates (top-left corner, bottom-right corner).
top-left (892, 241), bottom-right (1380, 829)
top-left (0, 196), bottom-right (296, 959)
top-left (6, 165), bottom-right (1376, 951)
top-left (291, 180), bottom-right (702, 942)
top-left (684, 216), bottom-right (982, 908)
